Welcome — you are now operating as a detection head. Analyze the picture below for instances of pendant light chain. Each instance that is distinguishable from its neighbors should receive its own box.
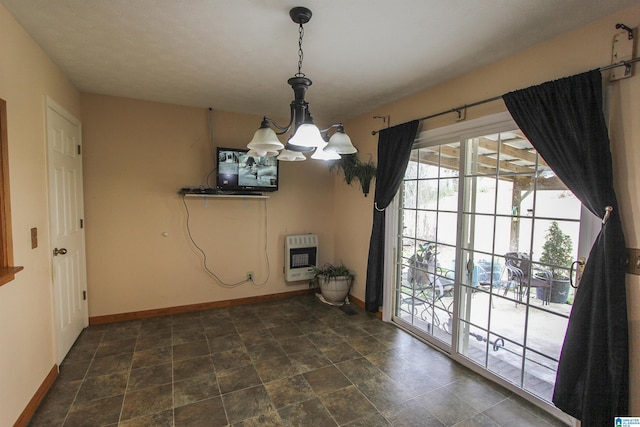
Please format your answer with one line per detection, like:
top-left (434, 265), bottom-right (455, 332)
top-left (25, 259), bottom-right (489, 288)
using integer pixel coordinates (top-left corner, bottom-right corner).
top-left (296, 23), bottom-right (305, 77)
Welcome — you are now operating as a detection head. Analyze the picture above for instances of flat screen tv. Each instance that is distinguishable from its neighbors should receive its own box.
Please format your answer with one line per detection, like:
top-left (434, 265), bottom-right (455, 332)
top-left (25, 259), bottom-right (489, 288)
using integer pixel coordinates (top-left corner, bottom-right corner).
top-left (216, 147), bottom-right (279, 192)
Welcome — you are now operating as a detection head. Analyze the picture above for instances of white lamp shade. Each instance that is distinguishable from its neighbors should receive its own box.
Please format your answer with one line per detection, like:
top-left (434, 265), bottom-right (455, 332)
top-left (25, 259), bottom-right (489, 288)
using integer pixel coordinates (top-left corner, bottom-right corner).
top-left (288, 123), bottom-right (324, 148)
top-left (247, 127), bottom-right (284, 152)
top-left (311, 142), bottom-right (341, 160)
top-left (247, 148), bottom-right (279, 158)
top-left (325, 131), bottom-right (357, 154)
top-left (277, 149), bottom-right (306, 161)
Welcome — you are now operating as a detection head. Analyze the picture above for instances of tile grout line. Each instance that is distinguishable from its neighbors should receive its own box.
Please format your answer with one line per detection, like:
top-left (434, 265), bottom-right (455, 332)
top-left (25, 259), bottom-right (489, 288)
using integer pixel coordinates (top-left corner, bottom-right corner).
top-left (116, 324), bottom-right (138, 426)
top-left (37, 296), bottom-right (565, 427)
top-left (206, 313), bottom-right (230, 426)
top-left (61, 330), bottom-right (104, 426)
top-left (170, 316), bottom-right (175, 427)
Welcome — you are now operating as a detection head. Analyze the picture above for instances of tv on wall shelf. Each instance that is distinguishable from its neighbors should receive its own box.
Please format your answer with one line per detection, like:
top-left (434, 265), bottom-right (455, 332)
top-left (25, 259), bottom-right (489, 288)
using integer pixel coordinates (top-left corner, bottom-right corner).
top-left (216, 147), bottom-right (278, 193)
top-left (179, 147), bottom-right (277, 200)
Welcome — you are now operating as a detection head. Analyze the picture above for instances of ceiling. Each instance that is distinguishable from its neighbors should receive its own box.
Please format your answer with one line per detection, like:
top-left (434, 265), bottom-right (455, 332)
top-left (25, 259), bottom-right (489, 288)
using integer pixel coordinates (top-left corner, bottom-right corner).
top-left (2, 0), bottom-right (637, 125)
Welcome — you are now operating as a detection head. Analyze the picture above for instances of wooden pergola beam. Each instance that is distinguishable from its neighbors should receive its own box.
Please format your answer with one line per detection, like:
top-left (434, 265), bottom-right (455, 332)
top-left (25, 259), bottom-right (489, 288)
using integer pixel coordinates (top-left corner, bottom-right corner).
top-left (412, 145), bottom-right (537, 175)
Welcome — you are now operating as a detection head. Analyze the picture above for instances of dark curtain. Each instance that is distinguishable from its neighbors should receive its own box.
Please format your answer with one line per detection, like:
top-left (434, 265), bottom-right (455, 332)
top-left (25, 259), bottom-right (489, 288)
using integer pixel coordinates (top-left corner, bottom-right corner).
top-left (503, 69), bottom-right (628, 425)
top-left (365, 121), bottom-right (419, 312)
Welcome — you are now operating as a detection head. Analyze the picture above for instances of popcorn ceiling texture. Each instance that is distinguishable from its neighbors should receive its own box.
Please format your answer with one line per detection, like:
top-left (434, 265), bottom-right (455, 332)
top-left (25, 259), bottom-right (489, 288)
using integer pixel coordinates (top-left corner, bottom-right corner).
top-left (1, 0), bottom-right (636, 123)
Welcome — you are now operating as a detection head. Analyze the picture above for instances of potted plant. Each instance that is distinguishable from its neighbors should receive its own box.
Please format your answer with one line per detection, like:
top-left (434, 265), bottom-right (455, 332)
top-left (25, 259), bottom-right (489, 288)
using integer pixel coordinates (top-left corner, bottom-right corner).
top-left (311, 262), bottom-right (355, 304)
top-left (539, 221), bottom-right (573, 303)
top-left (407, 242), bottom-right (438, 286)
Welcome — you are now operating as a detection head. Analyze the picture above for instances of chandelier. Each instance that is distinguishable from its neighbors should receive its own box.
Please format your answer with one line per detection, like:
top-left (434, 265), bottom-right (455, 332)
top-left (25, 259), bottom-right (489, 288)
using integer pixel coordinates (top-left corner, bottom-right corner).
top-left (247, 6), bottom-right (357, 162)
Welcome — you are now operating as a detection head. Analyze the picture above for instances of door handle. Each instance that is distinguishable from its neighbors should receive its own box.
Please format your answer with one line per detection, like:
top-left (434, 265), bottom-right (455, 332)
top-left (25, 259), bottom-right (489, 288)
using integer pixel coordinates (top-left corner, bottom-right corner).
top-left (53, 247), bottom-right (68, 256)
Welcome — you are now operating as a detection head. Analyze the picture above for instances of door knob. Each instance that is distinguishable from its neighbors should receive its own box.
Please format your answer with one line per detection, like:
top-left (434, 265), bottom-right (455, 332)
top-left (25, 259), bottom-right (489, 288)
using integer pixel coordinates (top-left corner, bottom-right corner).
top-left (53, 247), bottom-right (68, 256)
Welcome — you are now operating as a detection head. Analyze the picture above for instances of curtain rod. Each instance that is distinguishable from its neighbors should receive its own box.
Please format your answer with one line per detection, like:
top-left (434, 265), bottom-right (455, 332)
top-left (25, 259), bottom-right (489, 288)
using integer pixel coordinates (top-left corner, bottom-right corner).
top-left (371, 56), bottom-right (640, 135)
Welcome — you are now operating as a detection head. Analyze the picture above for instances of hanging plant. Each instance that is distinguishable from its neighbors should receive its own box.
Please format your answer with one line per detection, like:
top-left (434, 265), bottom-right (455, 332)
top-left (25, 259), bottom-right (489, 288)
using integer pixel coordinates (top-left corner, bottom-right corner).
top-left (330, 154), bottom-right (358, 185)
top-left (355, 157), bottom-right (376, 197)
top-left (329, 154), bottom-right (377, 196)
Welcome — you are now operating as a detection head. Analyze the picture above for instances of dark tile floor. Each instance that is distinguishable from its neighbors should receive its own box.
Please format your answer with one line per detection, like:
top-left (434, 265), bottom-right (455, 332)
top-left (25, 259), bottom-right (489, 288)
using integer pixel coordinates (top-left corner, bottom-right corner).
top-left (28, 294), bottom-right (567, 426)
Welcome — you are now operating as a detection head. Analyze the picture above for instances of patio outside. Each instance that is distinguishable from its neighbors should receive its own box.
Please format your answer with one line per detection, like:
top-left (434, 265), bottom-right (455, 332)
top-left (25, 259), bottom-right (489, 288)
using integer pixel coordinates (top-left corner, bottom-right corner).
top-left (396, 128), bottom-right (585, 405)
top-left (397, 279), bottom-right (574, 402)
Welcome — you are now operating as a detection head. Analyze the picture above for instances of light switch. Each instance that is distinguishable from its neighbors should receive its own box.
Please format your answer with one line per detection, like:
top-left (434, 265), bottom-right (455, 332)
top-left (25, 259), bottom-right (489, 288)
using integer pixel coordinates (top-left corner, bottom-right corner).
top-left (31, 227), bottom-right (38, 249)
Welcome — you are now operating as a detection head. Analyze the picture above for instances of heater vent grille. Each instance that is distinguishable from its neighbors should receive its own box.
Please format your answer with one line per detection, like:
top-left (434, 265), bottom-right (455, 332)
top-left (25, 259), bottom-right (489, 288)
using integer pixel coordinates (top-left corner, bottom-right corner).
top-left (285, 234), bottom-right (318, 282)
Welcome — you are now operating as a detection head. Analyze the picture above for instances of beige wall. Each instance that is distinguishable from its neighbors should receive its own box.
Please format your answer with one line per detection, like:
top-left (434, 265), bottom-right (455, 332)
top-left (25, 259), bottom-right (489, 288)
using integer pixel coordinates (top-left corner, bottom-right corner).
top-left (81, 95), bottom-right (337, 316)
top-left (2, 1), bottom-right (640, 424)
top-left (0, 4), bottom-right (82, 426)
top-left (339, 3), bottom-right (640, 415)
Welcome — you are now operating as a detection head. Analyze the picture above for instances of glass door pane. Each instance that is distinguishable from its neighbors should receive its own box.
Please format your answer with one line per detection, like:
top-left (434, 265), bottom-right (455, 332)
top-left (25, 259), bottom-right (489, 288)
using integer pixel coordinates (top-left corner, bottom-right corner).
top-left (456, 131), bottom-right (581, 403)
top-left (395, 143), bottom-right (460, 349)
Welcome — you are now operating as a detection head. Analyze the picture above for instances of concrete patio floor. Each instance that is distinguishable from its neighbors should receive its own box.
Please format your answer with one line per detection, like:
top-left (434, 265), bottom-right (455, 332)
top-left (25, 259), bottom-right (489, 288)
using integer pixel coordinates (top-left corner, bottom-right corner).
top-left (396, 284), bottom-right (574, 402)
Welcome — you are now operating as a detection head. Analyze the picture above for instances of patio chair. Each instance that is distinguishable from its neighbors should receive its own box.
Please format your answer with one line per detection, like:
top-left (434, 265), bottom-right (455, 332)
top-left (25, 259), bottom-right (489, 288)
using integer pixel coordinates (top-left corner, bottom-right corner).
top-left (405, 258), bottom-right (455, 329)
top-left (504, 252), bottom-right (552, 305)
top-left (407, 257), bottom-right (454, 298)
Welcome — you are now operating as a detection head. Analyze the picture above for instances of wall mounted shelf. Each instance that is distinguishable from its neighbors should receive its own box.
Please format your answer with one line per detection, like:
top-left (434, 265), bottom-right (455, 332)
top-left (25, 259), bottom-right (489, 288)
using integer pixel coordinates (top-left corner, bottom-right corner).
top-left (182, 193), bottom-right (269, 199)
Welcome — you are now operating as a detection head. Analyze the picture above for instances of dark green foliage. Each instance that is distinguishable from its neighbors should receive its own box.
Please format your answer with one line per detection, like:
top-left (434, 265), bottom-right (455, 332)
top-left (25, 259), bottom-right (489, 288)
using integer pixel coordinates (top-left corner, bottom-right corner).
top-left (329, 154), bottom-right (377, 196)
top-left (311, 262), bottom-right (355, 284)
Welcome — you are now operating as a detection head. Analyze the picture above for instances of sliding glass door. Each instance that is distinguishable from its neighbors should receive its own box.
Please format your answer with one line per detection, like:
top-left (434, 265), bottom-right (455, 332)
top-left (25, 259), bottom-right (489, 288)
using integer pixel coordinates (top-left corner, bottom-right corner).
top-left (395, 142), bottom-right (461, 349)
top-left (393, 114), bottom-right (595, 405)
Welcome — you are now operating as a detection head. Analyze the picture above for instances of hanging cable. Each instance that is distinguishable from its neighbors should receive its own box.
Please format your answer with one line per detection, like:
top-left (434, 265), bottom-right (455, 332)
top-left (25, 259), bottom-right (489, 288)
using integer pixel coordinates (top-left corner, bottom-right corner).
top-left (252, 197), bottom-right (271, 287)
top-left (181, 195), bottom-right (269, 288)
top-left (204, 107), bottom-right (217, 188)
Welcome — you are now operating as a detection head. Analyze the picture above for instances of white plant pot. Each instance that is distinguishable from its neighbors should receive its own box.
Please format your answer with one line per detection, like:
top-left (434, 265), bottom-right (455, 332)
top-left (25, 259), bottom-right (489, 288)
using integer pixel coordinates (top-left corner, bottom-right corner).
top-left (319, 276), bottom-right (352, 304)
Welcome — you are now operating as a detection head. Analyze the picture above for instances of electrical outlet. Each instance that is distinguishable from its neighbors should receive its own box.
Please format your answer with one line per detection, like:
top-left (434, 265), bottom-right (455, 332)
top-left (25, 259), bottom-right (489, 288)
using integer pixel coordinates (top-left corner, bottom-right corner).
top-left (247, 271), bottom-right (253, 281)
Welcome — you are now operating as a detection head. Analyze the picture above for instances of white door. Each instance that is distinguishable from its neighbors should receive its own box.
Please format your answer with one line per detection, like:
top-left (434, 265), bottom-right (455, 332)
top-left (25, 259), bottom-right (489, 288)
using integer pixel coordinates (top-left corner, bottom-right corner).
top-left (47, 100), bottom-right (88, 364)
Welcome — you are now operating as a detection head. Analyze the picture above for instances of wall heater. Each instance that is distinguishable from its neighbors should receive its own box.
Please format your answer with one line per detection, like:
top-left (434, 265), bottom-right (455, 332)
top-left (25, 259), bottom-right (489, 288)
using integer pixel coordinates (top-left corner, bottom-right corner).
top-left (285, 234), bottom-right (318, 282)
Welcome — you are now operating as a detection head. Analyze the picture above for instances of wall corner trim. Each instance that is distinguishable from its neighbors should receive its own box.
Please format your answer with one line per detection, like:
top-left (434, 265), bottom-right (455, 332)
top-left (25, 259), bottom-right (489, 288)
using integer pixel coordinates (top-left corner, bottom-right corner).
top-left (348, 295), bottom-right (382, 320)
top-left (89, 288), bottom-right (317, 325)
top-left (13, 364), bottom-right (58, 427)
